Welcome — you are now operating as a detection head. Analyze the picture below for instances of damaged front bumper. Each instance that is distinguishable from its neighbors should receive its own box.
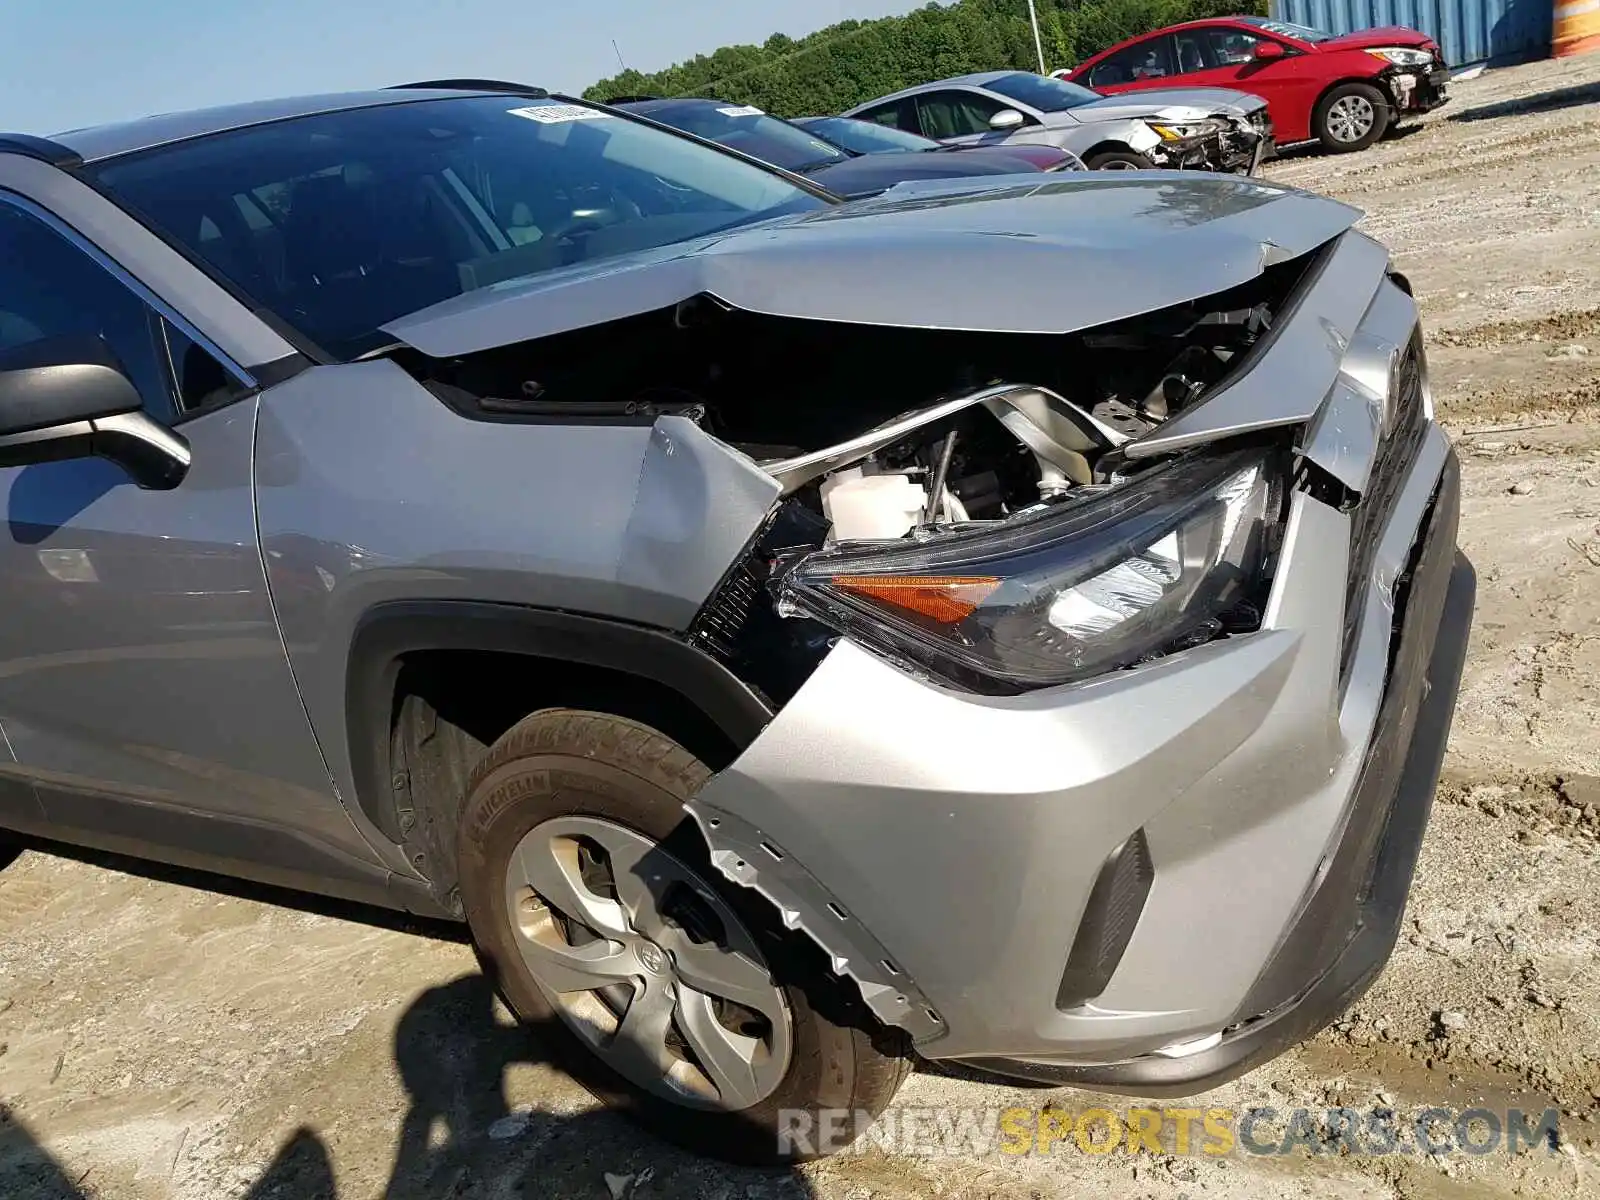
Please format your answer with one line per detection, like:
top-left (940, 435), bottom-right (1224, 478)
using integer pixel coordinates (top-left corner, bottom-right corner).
top-left (1223, 111), bottom-right (1275, 175)
top-left (1384, 64), bottom-right (1452, 118)
top-left (687, 230), bottom-right (1474, 1082)
top-left (1151, 114), bottom-right (1273, 176)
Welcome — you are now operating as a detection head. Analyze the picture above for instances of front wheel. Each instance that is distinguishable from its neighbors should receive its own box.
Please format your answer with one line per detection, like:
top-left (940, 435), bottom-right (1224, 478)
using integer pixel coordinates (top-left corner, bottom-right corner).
top-left (1314, 82), bottom-right (1390, 152)
top-left (457, 709), bottom-right (910, 1163)
top-left (1085, 149), bottom-right (1154, 170)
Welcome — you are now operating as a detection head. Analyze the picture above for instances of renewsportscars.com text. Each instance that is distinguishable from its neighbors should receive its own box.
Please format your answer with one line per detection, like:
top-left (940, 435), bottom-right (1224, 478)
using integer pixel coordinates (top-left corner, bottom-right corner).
top-left (777, 1104), bottom-right (1565, 1159)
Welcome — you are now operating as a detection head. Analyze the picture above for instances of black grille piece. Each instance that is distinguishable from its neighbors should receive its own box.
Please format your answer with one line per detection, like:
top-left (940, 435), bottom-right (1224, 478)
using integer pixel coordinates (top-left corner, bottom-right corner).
top-left (688, 499), bottom-right (836, 707)
top-left (1340, 331), bottom-right (1429, 683)
top-left (693, 555), bottom-right (761, 661)
top-left (1056, 828), bottom-right (1155, 1010)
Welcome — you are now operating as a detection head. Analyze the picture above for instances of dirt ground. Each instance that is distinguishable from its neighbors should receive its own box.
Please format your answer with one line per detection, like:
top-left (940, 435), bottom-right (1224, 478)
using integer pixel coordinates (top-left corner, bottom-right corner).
top-left (4, 54), bottom-right (1600, 1200)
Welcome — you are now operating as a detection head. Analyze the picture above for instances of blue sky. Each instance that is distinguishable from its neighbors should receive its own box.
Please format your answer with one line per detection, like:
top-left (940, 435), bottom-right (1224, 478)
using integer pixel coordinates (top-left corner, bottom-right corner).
top-left (2, 0), bottom-right (919, 135)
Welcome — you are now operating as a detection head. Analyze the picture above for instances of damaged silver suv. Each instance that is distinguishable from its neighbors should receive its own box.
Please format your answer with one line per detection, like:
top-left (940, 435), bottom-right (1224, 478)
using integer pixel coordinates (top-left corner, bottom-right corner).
top-left (0, 83), bottom-right (1473, 1162)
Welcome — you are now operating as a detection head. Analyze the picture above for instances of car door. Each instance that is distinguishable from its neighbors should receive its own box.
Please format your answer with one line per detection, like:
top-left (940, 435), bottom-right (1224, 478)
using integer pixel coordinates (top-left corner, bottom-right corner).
top-left (1083, 35), bottom-right (1181, 95)
top-left (1174, 26), bottom-right (1316, 129)
top-left (0, 192), bottom-right (380, 882)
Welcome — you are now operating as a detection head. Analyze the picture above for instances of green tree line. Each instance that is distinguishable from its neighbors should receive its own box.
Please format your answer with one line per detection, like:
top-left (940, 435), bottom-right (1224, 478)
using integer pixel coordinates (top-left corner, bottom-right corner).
top-left (583, 0), bottom-right (1267, 116)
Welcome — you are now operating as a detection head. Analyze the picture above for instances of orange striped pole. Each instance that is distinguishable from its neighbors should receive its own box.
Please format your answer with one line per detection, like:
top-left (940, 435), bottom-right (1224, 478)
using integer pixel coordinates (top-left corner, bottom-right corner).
top-left (1554, 0), bottom-right (1600, 57)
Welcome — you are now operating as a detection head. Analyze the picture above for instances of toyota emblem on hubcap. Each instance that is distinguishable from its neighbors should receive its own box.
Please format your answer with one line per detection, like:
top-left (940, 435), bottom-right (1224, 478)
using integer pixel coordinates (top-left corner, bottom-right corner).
top-left (638, 941), bottom-right (667, 974)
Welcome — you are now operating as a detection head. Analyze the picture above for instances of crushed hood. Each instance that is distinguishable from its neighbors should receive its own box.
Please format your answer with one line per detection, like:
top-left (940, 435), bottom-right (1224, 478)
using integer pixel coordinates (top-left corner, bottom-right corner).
top-left (1319, 25), bottom-right (1435, 51)
top-left (1071, 87), bottom-right (1269, 121)
top-left (381, 174), bottom-right (1361, 359)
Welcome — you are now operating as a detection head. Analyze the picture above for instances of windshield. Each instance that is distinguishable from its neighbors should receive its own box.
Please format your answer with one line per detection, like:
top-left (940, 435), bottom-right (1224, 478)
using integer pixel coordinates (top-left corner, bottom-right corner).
top-left (794, 117), bottom-right (941, 155)
top-left (641, 103), bottom-right (851, 174)
top-left (93, 95), bottom-right (826, 360)
top-left (983, 72), bottom-right (1101, 113)
top-left (1236, 16), bottom-right (1332, 42)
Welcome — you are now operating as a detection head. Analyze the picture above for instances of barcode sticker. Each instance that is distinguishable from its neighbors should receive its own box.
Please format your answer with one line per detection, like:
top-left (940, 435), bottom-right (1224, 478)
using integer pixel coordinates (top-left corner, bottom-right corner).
top-left (507, 104), bottom-right (614, 124)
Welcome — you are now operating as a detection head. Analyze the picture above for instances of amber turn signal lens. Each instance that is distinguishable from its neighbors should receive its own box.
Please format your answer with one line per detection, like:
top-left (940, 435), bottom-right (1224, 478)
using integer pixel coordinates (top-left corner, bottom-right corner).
top-left (829, 574), bottom-right (1001, 625)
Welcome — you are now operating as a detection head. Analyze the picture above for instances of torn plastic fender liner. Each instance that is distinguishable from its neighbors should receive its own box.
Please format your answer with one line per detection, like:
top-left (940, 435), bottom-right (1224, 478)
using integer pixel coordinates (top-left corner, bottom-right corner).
top-left (685, 801), bottom-right (949, 1044)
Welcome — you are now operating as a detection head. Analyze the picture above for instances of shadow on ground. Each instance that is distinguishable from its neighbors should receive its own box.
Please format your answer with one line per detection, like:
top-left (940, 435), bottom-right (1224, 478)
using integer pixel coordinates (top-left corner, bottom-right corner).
top-left (0, 838), bottom-right (817, 1199)
top-left (1450, 80), bottom-right (1600, 122)
top-left (1, 975), bottom-right (814, 1199)
top-left (1270, 123), bottom-right (1426, 163)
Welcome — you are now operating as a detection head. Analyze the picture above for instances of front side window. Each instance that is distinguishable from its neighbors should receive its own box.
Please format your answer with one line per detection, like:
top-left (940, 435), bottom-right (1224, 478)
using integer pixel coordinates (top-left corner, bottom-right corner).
top-left (1089, 39), bottom-right (1177, 87)
top-left (0, 200), bottom-right (179, 422)
top-left (982, 72), bottom-right (1099, 112)
top-left (916, 91), bottom-right (1009, 139)
top-left (94, 96), bottom-right (828, 361)
top-left (1190, 28), bottom-right (1266, 68)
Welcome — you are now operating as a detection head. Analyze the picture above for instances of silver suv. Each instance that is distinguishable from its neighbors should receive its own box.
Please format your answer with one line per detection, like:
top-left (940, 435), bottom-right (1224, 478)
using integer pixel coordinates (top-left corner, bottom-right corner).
top-left (0, 83), bottom-right (1470, 1163)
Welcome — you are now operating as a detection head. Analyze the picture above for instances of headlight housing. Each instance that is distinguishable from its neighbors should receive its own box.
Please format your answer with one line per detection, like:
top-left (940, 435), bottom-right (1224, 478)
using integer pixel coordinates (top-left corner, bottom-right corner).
top-left (773, 448), bottom-right (1286, 693)
top-left (1366, 47), bottom-right (1434, 66)
top-left (1147, 118), bottom-right (1226, 141)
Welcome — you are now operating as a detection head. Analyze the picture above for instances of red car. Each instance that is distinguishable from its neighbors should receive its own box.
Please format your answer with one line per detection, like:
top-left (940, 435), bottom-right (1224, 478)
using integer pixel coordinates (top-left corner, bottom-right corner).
top-left (1059, 16), bottom-right (1450, 153)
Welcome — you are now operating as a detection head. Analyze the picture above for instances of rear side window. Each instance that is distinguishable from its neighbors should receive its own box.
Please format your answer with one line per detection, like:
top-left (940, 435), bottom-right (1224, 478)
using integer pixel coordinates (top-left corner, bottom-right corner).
top-left (855, 99), bottom-right (917, 133)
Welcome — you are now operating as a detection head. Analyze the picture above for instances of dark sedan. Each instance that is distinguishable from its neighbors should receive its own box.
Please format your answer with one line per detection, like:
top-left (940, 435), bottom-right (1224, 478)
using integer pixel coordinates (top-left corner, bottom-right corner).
top-left (612, 97), bottom-right (1077, 198)
top-left (794, 114), bottom-right (1083, 172)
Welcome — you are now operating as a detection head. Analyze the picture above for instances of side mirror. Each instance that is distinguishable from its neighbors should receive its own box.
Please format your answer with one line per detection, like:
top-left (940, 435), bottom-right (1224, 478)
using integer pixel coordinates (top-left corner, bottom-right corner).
top-left (0, 335), bottom-right (190, 489)
top-left (989, 108), bottom-right (1027, 131)
top-left (1252, 40), bottom-right (1286, 60)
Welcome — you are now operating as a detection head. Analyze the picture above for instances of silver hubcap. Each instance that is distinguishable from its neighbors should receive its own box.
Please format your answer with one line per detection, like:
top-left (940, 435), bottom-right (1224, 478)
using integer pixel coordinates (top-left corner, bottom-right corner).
top-left (1327, 94), bottom-right (1376, 143)
top-left (1098, 158), bottom-right (1140, 170)
top-left (504, 815), bottom-right (793, 1110)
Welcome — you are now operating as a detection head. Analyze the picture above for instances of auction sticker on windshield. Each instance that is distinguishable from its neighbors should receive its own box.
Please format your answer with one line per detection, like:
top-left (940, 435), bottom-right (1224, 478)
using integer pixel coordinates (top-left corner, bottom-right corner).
top-left (717, 105), bottom-right (764, 117)
top-left (507, 104), bottom-right (614, 123)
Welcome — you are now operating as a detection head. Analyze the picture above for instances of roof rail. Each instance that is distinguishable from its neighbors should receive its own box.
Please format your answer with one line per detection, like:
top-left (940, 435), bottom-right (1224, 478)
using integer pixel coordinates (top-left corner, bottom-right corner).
top-left (600, 95), bottom-right (664, 105)
top-left (388, 79), bottom-right (550, 98)
top-left (0, 133), bottom-right (82, 168)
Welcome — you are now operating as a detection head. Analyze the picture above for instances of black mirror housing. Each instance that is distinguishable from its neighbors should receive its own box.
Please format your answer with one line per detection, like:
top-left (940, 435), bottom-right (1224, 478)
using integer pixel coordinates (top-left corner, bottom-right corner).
top-left (0, 335), bottom-right (144, 436)
top-left (0, 335), bottom-right (190, 489)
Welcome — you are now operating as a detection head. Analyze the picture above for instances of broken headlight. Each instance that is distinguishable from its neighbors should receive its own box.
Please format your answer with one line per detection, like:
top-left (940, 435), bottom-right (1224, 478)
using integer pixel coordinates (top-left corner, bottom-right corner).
top-left (774, 448), bottom-right (1284, 692)
top-left (1366, 47), bottom-right (1434, 66)
top-left (1146, 118), bottom-right (1227, 142)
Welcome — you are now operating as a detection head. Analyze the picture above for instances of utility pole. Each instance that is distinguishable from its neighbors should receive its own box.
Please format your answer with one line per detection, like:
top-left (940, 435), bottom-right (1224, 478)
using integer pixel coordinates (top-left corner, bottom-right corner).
top-left (1025, 0), bottom-right (1047, 73)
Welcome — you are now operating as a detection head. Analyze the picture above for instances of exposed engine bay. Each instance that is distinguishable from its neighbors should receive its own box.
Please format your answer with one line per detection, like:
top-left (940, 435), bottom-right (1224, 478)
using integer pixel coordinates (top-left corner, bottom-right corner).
top-left (410, 251), bottom-right (1308, 529)
top-left (398, 249), bottom-right (1316, 700)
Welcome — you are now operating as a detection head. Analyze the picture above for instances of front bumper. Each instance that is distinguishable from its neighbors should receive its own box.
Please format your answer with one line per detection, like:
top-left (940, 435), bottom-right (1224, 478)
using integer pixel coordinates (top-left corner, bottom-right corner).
top-left (1148, 135), bottom-right (1220, 171)
top-left (690, 238), bottom-right (1474, 1077)
top-left (965, 460), bottom-right (1473, 1093)
top-left (1222, 113), bottom-right (1275, 174)
top-left (1386, 65), bottom-right (1452, 116)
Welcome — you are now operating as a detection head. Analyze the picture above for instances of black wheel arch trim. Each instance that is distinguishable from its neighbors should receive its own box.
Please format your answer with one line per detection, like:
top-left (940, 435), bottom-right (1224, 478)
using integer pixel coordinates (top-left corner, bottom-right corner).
top-left (344, 600), bottom-right (776, 844)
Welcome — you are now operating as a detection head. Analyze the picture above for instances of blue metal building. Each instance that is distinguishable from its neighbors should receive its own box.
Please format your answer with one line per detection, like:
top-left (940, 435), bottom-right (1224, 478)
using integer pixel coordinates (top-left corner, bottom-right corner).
top-left (1270, 0), bottom-right (1553, 67)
